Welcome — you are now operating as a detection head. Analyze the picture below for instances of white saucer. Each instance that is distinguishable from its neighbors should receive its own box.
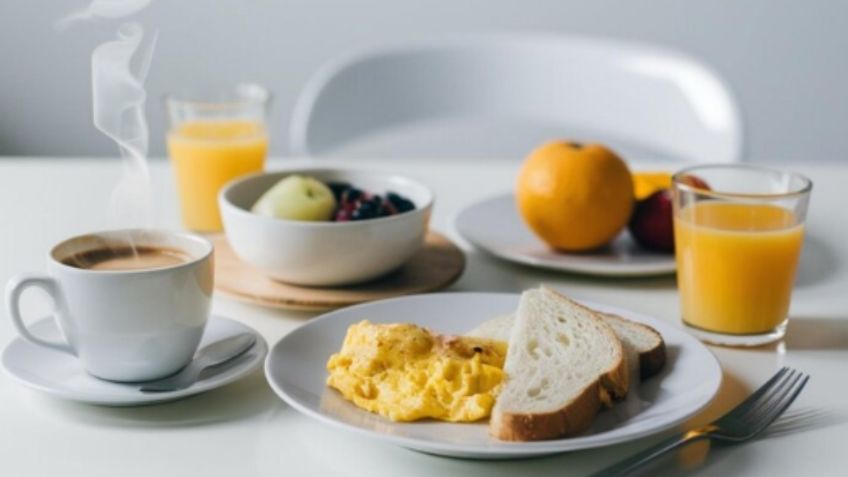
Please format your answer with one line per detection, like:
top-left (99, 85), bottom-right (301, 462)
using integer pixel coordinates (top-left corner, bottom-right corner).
top-left (456, 194), bottom-right (677, 277)
top-left (265, 292), bottom-right (722, 459)
top-left (2, 315), bottom-right (267, 406)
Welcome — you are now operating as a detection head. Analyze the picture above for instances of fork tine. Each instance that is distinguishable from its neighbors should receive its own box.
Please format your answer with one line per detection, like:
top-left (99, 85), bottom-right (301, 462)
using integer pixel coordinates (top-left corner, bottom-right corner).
top-left (734, 369), bottom-right (798, 427)
top-left (749, 373), bottom-right (810, 437)
top-left (745, 370), bottom-right (802, 426)
top-left (716, 367), bottom-right (790, 425)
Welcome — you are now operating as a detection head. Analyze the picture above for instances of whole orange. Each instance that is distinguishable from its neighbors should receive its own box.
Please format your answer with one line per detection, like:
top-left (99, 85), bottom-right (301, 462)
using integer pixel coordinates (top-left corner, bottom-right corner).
top-left (516, 141), bottom-right (634, 251)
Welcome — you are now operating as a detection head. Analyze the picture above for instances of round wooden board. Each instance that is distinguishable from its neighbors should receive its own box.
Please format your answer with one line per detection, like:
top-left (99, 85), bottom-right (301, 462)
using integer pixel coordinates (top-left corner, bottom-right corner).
top-left (211, 231), bottom-right (465, 311)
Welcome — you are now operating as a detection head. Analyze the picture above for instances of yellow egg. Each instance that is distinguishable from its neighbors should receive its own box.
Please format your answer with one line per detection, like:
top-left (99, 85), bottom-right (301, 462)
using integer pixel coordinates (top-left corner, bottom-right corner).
top-left (326, 321), bottom-right (507, 422)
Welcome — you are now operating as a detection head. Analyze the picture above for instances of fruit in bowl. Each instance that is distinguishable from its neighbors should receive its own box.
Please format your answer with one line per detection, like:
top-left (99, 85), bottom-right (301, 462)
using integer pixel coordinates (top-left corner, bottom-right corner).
top-left (328, 183), bottom-right (416, 222)
top-left (516, 141), bottom-right (634, 252)
top-left (219, 169), bottom-right (433, 286)
top-left (251, 175), bottom-right (417, 223)
top-left (252, 175), bottom-right (338, 221)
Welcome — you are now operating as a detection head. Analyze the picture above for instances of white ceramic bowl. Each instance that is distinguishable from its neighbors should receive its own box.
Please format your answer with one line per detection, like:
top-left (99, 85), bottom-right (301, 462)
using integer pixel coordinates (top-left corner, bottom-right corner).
top-left (219, 168), bottom-right (434, 286)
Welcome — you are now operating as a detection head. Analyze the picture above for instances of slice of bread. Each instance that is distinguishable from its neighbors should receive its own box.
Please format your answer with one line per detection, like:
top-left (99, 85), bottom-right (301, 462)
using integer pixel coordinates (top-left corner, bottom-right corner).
top-left (466, 313), bottom-right (514, 341)
top-left (467, 308), bottom-right (666, 381)
top-left (597, 313), bottom-right (666, 381)
top-left (489, 286), bottom-right (628, 441)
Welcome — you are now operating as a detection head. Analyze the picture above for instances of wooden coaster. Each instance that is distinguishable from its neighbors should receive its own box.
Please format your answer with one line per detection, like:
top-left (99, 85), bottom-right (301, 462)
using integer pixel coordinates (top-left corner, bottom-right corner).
top-left (211, 231), bottom-right (465, 311)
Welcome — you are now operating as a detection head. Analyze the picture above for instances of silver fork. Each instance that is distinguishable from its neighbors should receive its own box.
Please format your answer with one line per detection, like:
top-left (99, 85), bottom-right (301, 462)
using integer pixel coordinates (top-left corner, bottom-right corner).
top-left (590, 367), bottom-right (809, 477)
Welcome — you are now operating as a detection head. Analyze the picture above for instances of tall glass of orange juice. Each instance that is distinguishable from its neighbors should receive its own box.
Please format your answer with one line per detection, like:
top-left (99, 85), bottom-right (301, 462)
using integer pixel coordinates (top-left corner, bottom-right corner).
top-left (166, 84), bottom-right (270, 232)
top-left (673, 165), bottom-right (812, 346)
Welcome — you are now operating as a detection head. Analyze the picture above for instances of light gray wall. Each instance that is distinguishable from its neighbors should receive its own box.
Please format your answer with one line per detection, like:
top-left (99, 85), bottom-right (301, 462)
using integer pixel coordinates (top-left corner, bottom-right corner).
top-left (1, 0), bottom-right (846, 162)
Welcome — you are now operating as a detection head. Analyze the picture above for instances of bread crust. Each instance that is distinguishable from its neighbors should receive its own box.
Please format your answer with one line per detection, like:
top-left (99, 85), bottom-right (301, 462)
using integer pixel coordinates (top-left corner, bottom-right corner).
top-left (602, 354), bottom-right (630, 402)
top-left (638, 337), bottom-right (666, 380)
top-left (600, 313), bottom-right (666, 380)
top-left (490, 380), bottom-right (602, 441)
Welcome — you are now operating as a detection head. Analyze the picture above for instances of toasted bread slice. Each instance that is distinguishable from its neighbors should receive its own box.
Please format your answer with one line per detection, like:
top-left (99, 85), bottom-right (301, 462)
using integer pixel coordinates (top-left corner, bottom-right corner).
top-left (597, 313), bottom-right (665, 380)
top-left (468, 309), bottom-right (665, 381)
top-left (489, 287), bottom-right (628, 441)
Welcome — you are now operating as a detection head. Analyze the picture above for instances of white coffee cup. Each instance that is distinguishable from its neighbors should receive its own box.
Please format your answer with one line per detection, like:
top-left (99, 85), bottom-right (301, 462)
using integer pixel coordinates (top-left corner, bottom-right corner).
top-left (5, 229), bottom-right (214, 382)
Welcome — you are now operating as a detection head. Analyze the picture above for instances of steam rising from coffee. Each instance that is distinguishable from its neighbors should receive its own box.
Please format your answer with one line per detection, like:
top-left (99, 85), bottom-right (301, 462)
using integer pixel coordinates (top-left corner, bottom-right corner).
top-left (56, 0), bottom-right (153, 30)
top-left (59, 0), bottom-right (157, 232)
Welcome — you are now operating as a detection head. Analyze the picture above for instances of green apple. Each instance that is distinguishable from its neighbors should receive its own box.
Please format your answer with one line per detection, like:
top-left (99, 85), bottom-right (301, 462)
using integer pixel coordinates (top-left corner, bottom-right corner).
top-left (251, 175), bottom-right (337, 221)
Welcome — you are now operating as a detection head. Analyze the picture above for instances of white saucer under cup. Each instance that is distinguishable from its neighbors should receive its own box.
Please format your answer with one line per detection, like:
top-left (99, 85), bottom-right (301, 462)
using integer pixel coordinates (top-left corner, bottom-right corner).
top-left (456, 194), bottom-right (677, 277)
top-left (2, 315), bottom-right (267, 406)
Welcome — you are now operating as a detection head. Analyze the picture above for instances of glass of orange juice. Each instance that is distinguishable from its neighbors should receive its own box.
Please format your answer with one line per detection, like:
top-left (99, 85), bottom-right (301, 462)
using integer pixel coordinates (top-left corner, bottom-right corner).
top-left (166, 84), bottom-right (270, 232)
top-left (673, 165), bottom-right (812, 346)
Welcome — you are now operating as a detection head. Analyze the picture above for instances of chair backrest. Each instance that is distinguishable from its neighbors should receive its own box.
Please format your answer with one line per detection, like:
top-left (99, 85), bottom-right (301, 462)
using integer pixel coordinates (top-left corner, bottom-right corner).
top-left (291, 35), bottom-right (744, 162)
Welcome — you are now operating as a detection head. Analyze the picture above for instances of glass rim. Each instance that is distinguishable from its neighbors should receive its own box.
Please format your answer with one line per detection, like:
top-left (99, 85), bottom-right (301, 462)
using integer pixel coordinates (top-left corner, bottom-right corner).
top-left (163, 83), bottom-right (271, 110)
top-left (672, 164), bottom-right (813, 200)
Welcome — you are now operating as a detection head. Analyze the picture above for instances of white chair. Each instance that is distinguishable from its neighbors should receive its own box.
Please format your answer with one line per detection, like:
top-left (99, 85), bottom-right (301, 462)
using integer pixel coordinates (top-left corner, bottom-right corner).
top-left (290, 34), bottom-right (744, 162)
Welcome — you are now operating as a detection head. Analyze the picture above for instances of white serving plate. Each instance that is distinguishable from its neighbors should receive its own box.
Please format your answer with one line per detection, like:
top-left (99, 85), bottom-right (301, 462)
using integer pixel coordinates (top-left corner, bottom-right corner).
top-left (456, 194), bottom-right (677, 277)
top-left (265, 292), bottom-right (721, 459)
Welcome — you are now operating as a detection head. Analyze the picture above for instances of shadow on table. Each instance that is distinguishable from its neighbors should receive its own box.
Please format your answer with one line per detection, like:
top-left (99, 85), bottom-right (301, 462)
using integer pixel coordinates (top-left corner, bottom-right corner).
top-left (31, 369), bottom-right (283, 428)
top-left (780, 316), bottom-right (848, 350)
top-left (762, 407), bottom-right (847, 439)
top-left (686, 367), bottom-right (752, 427)
top-left (795, 234), bottom-right (841, 289)
top-left (453, 249), bottom-right (677, 293)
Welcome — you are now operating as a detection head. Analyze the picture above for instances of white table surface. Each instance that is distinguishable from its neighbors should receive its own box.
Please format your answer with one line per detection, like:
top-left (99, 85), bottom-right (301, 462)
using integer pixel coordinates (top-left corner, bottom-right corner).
top-left (1, 157), bottom-right (846, 476)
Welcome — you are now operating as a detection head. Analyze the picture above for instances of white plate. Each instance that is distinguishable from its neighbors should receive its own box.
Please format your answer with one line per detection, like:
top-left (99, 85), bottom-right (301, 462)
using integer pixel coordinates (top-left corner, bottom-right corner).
top-left (2, 315), bottom-right (267, 406)
top-left (455, 194), bottom-right (677, 277)
top-left (265, 292), bottom-right (721, 459)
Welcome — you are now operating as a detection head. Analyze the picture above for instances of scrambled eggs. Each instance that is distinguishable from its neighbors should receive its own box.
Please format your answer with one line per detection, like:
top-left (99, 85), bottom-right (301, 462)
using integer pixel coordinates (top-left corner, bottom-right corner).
top-left (326, 321), bottom-right (507, 422)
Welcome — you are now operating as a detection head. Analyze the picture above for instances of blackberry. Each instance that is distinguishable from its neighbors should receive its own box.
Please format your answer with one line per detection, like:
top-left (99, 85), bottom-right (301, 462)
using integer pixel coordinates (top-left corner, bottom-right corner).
top-left (326, 181), bottom-right (351, 202)
top-left (351, 201), bottom-right (379, 220)
top-left (387, 192), bottom-right (415, 213)
top-left (341, 187), bottom-right (364, 205)
top-left (367, 196), bottom-right (399, 218)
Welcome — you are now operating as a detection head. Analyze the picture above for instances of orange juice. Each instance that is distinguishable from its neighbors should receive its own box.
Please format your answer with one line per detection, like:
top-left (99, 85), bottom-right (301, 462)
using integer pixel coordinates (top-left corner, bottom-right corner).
top-left (675, 202), bottom-right (804, 334)
top-left (168, 120), bottom-right (267, 231)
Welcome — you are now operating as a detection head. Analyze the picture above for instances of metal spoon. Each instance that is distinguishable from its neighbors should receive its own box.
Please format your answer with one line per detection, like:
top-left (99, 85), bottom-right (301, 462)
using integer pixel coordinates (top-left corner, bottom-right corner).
top-left (139, 333), bottom-right (256, 393)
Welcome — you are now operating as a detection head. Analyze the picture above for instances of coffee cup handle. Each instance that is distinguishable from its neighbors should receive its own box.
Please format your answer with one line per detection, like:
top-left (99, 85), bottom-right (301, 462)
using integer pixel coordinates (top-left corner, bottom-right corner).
top-left (5, 273), bottom-right (75, 356)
